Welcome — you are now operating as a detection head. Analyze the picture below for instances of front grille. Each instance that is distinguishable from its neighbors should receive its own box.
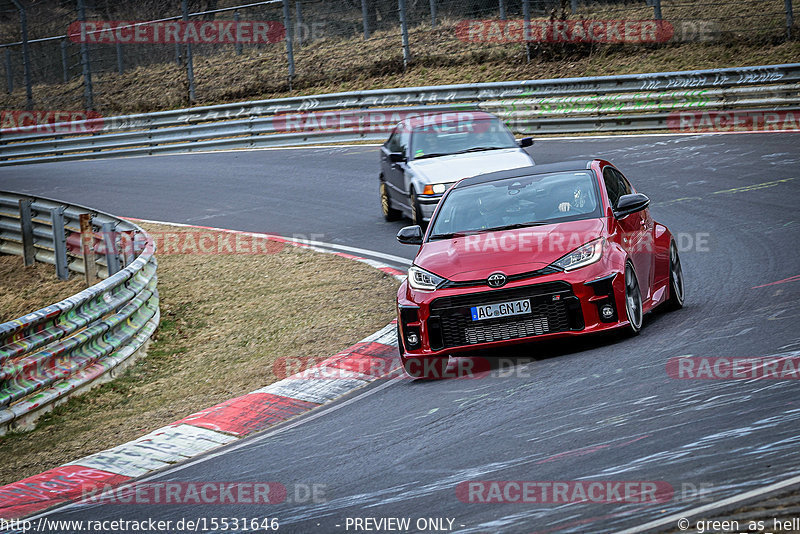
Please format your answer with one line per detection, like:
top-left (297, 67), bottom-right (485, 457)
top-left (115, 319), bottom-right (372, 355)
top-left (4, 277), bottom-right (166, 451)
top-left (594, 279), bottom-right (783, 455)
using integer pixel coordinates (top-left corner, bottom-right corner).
top-left (428, 282), bottom-right (582, 349)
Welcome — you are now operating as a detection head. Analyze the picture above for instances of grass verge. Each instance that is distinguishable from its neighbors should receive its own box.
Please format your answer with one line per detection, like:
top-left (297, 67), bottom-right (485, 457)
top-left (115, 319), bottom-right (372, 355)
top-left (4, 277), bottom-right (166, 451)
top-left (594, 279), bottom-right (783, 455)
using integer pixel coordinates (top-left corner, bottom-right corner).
top-left (0, 255), bottom-right (86, 324)
top-left (0, 222), bottom-right (400, 486)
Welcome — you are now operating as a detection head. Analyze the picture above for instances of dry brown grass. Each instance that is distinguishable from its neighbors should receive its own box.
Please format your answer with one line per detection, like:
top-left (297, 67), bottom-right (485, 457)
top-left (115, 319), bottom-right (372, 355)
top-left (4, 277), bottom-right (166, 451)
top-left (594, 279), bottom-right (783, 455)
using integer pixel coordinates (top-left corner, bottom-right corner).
top-left (0, 222), bottom-right (399, 486)
top-left (0, 0), bottom-right (796, 114)
top-left (0, 255), bottom-right (86, 323)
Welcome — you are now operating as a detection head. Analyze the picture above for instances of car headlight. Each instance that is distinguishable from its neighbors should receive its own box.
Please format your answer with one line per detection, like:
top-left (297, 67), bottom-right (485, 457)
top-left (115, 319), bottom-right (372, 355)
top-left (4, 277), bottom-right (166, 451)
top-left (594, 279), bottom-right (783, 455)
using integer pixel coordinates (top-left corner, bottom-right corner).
top-left (408, 265), bottom-right (448, 291)
top-left (551, 238), bottom-right (605, 272)
top-left (422, 183), bottom-right (448, 195)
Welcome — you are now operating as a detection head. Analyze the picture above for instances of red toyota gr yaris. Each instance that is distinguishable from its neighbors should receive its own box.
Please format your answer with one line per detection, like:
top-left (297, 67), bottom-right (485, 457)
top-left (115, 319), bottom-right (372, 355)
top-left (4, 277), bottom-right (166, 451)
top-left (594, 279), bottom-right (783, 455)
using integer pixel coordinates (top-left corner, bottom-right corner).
top-left (395, 159), bottom-right (685, 377)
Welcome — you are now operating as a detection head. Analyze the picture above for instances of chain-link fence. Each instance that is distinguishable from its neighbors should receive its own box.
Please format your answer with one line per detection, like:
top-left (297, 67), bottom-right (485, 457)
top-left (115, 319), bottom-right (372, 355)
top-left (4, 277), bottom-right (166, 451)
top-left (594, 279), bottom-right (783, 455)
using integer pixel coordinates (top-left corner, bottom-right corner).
top-left (0, 0), bottom-right (797, 115)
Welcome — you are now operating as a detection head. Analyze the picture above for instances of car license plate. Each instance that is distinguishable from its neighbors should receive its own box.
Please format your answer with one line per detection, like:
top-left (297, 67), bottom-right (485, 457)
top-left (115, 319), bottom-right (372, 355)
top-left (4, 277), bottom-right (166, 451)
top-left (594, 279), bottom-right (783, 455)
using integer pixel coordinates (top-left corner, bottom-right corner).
top-left (471, 299), bottom-right (531, 321)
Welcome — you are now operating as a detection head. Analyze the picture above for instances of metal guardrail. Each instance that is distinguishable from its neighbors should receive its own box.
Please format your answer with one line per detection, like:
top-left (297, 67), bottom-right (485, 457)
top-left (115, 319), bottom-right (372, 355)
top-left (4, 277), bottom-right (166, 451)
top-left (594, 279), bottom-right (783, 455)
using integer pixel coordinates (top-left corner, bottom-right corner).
top-left (0, 63), bottom-right (798, 165)
top-left (0, 191), bottom-right (159, 434)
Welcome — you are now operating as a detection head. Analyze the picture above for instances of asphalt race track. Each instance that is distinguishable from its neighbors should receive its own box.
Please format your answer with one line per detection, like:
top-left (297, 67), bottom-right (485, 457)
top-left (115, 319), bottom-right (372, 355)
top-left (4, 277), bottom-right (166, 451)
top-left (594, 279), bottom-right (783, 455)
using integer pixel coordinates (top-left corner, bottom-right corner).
top-left (1, 132), bottom-right (799, 533)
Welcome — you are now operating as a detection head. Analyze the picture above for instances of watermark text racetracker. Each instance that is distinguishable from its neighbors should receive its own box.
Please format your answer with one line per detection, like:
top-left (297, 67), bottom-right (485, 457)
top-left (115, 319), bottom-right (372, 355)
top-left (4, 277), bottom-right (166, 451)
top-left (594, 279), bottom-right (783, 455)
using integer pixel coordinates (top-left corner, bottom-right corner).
top-left (457, 480), bottom-right (674, 504)
top-left (68, 20), bottom-right (285, 44)
top-left (667, 356), bottom-right (800, 380)
top-left (0, 110), bottom-right (103, 134)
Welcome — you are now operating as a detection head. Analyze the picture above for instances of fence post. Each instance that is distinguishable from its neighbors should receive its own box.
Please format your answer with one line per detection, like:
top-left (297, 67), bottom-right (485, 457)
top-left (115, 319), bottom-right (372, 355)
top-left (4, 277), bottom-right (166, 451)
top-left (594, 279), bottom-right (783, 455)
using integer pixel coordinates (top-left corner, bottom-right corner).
top-left (50, 206), bottom-right (69, 280)
top-left (361, 0), bottom-right (370, 39)
top-left (4, 49), bottom-right (12, 94)
top-left (18, 199), bottom-right (34, 267)
top-left (652, 0), bottom-right (662, 20)
top-left (77, 0), bottom-right (94, 110)
top-left (786, 0), bottom-right (794, 40)
top-left (11, 0), bottom-right (32, 110)
top-left (399, 0), bottom-right (411, 69)
top-left (430, 0), bottom-right (437, 28)
top-left (181, 0), bottom-right (196, 102)
top-left (102, 222), bottom-right (121, 277)
top-left (61, 39), bottom-right (69, 82)
top-left (295, 1), bottom-right (304, 47)
top-left (499, 0), bottom-right (506, 20)
top-left (79, 214), bottom-right (97, 285)
top-left (282, 0), bottom-right (295, 88)
top-left (522, 0), bottom-right (531, 63)
top-left (571, 0), bottom-right (578, 13)
top-left (116, 41), bottom-right (124, 75)
top-left (175, 42), bottom-right (181, 65)
top-left (234, 11), bottom-right (243, 54)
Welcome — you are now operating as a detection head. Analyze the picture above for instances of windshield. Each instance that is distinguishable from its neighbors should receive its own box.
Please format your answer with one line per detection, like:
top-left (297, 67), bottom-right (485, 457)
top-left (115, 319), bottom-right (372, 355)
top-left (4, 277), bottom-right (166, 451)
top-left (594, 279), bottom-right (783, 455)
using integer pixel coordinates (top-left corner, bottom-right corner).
top-left (410, 117), bottom-right (518, 159)
top-left (428, 171), bottom-right (602, 239)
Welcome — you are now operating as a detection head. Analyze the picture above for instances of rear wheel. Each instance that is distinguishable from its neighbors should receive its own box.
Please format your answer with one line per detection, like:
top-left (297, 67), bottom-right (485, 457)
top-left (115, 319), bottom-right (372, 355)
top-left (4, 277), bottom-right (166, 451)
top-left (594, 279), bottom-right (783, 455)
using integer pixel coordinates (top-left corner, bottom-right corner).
top-left (665, 241), bottom-right (685, 310)
top-left (410, 187), bottom-right (426, 229)
top-left (380, 180), bottom-right (402, 221)
top-left (624, 262), bottom-right (643, 335)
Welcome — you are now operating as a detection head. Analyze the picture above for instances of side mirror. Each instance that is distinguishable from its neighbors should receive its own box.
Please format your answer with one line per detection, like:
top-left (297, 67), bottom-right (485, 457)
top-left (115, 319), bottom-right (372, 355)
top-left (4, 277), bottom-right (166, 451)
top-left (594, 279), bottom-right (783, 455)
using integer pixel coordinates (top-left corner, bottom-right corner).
top-left (614, 193), bottom-right (650, 219)
top-left (518, 137), bottom-right (534, 148)
top-left (397, 225), bottom-right (423, 245)
top-left (389, 152), bottom-right (406, 163)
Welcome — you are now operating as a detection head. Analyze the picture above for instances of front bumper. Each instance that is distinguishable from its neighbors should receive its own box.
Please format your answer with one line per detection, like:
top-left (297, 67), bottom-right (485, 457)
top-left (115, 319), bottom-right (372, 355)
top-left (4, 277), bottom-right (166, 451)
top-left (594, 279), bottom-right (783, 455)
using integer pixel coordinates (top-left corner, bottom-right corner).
top-left (397, 263), bottom-right (627, 357)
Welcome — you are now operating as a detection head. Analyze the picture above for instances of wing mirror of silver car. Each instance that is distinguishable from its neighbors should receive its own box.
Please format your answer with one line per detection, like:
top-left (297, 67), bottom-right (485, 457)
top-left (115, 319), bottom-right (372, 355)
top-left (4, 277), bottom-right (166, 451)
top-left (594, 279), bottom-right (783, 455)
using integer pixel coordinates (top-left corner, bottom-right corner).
top-left (397, 225), bottom-right (424, 245)
top-left (389, 152), bottom-right (406, 163)
top-left (518, 137), bottom-right (534, 148)
top-left (614, 193), bottom-right (651, 219)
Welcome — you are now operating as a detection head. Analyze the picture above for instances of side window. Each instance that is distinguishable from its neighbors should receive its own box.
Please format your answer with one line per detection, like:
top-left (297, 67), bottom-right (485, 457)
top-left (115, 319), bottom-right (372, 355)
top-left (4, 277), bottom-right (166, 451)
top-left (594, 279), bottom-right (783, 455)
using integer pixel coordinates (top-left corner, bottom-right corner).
top-left (603, 167), bottom-right (632, 208)
top-left (613, 168), bottom-right (633, 196)
top-left (386, 131), bottom-right (400, 153)
top-left (399, 130), bottom-right (410, 155)
top-left (603, 167), bottom-right (622, 207)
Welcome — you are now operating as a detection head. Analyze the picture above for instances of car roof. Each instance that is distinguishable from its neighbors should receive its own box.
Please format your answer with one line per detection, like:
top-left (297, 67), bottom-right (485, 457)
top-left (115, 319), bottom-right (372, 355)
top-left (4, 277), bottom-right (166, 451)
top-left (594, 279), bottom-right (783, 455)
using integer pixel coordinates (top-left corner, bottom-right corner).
top-left (454, 160), bottom-right (601, 189)
top-left (400, 110), bottom-right (499, 130)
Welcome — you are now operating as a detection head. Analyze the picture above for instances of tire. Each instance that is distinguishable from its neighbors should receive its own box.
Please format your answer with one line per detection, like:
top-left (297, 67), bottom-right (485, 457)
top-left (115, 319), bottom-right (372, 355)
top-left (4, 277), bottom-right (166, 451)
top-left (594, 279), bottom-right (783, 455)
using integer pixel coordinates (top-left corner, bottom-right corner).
top-left (665, 241), bottom-right (685, 310)
top-left (380, 180), bottom-right (402, 222)
top-left (624, 262), bottom-right (643, 335)
top-left (400, 354), bottom-right (449, 379)
top-left (410, 187), bottom-right (427, 229)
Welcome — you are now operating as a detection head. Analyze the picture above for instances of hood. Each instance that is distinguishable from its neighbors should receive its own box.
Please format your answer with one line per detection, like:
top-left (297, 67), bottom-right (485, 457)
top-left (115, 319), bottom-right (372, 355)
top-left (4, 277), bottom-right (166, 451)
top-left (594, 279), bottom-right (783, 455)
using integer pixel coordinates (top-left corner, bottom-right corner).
top-left (407, 148), bottom-right (534, 183)
top-left (415, 219), bottom-right (606, 281)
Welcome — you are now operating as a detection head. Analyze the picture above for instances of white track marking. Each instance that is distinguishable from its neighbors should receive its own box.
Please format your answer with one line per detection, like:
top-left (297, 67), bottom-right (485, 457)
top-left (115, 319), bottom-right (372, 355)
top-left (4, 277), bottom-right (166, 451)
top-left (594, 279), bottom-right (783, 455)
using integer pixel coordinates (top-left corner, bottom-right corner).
top-left (618, 473), bottom-right (800, 534)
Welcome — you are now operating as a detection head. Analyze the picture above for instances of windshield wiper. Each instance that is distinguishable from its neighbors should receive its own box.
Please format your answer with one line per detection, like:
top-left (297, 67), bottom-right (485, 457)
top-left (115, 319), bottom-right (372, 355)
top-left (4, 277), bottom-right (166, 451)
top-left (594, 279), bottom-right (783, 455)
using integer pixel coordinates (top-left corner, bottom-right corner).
top-left (453, 146), bottom-right (512, 154)
top-left (413, 152), bottom-right (452, 160)
top-left (428, 231), bottom-right (477, 240)
top-left (478, 221), bottom-right (549, 233)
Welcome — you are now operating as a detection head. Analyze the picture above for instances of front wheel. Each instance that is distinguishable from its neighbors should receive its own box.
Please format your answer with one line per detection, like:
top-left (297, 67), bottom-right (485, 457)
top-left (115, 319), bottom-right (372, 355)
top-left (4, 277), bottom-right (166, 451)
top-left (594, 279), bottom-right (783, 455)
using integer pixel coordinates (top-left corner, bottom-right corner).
top-left (410, 188), bottom-right (426, 229)
top-left (380, 181), bottom-right (402, 221)
top-left (624, 262), bottom-right (643, 335)
top-left (665, 241), bottom-right (685, 310)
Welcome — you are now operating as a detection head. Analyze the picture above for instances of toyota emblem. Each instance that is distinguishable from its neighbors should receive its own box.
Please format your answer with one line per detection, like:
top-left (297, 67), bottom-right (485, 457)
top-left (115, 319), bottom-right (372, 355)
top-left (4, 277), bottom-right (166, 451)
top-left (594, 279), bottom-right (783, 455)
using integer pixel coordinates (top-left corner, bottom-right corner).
top-left (487, 273), bottom-right (507, 288)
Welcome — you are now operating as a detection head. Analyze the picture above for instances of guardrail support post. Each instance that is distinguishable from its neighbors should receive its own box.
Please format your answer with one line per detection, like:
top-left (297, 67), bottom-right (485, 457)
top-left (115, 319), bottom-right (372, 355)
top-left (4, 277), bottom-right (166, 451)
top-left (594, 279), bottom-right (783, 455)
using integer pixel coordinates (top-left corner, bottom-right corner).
top-left (399, 0), bottom-right (411, 69)
top-left (652, 0), bottom-right (663, 20)
top-left (10, 0), bottom-right (32, 110)
top-left (77, 0), bottom-right (94, 110)
top-left (102, 222), bottom-right (121, 276)
top-left (429, 0), bottom-right (437, 28)
top-left (61, 39), bottom-right (69, 83)
top-left (361, 0), bottom-right (370, 39)
top-left (786, 0), bottom-right (794, 40)
top-left (50, 206), bottom-right (69, 280)
top-left (234, 11), bottom-right (243, 55)
top-left (282, 0), bottom-right (296, 89)
top-left (571, 0), bottom-right (578, 14)
top-left (181, 0), bottom-right (196, 103)
top-left (499, 0), bottom-right (506, 20)
top-left (79, 214), bottom-right (98, 285)
top-left (18, 199), bottom-right (34, 267)
top-left (522, 0), bottom-right (531, 63)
